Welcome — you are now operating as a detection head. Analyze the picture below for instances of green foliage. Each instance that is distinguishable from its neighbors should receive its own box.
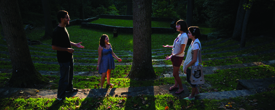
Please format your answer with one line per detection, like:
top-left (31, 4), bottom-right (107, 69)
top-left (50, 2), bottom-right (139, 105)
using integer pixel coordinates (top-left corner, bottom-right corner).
top-left (107, 4), bottom-right (119, 15)
top-left (152, 0), bottom-right (179, 18)
top-left (202, 0), bottom-right (239, 34)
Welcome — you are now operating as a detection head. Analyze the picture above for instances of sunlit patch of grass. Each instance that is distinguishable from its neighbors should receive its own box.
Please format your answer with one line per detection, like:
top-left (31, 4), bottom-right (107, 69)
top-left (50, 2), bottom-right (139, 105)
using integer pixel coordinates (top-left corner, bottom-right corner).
top-left (204, 64), bottom-right (275, 91)
top-left (5, 91), bottom-right (275, 110)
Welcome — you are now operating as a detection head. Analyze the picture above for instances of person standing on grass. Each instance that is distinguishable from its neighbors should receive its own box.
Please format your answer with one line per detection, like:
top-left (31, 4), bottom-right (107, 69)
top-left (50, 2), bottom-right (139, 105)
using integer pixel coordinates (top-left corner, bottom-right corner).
top-left (97, 34), bottom-right (122, 89)
top-left (183, 26), bottom-right (201, 100)
top-left (52, 10), bottom-right (84, 101)
top-left (163, 19), bottom-right (188, 94)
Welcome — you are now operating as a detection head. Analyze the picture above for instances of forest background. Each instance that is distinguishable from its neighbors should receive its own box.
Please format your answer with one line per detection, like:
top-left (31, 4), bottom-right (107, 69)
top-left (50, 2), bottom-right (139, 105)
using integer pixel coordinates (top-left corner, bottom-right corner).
top-left (17, 0), bottom-right (274, 38)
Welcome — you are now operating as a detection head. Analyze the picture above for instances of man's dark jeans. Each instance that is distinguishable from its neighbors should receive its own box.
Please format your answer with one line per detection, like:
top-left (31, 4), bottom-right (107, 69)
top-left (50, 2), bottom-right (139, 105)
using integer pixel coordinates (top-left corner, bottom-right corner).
top-left (57, 59), bottom-right (74, 99)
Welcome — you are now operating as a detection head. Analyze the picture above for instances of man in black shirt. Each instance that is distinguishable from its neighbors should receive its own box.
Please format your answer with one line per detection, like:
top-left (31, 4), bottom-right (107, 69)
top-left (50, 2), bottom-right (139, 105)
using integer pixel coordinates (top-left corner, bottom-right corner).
top-left (52, 10), bottom-right (84, 101)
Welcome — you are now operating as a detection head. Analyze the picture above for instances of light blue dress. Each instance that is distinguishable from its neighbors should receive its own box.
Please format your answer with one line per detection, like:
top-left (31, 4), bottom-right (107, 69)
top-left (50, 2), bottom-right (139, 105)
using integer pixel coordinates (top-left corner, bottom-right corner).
top-left (98, 47), bottom-right (115, 74)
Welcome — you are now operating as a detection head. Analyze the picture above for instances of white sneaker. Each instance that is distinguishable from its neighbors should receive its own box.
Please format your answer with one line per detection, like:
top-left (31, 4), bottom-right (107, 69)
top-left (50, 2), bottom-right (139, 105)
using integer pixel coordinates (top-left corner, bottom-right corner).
top-left (56, 98), bottom-right (65, 101)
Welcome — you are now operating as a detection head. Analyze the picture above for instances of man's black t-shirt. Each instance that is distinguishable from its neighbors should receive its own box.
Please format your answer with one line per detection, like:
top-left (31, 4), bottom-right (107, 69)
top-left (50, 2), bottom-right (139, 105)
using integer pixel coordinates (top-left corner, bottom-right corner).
top-left (52, 26), bottom-right (72, 63)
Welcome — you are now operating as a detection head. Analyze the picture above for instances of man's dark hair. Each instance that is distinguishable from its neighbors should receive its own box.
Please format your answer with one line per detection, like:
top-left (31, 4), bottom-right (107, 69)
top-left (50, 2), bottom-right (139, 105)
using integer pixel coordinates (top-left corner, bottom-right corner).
top-left (176, 19), bottom-right (188, 32)
top-left (57, 10), bottom-right (68, 23)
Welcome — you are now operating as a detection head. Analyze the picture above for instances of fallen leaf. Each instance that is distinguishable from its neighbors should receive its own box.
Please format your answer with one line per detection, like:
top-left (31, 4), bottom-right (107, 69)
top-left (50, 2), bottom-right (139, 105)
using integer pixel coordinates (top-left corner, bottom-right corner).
top-left (36, 90), bottom-right (39, 93)
top-left (165, 106), bottom-right (169, 110)
top-left (225, 104), bottom-right (232, 108)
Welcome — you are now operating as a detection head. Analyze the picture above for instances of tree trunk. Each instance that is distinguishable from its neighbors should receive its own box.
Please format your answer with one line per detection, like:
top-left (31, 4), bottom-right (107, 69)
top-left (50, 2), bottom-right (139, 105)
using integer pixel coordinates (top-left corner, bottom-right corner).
top-left (41, 0), bottom-right (53, 39)
top-left (273, 6), bottom-right (275, 34)
top-left (232, 0), bottom-right (246, 40)
top-left (126, 0), bottom-right (133, 15)
top-left (129, 0), bottom-right (156, 80)
top-left (0, 0), bottom-right (48, 87)
top-left (186, 0), bottom-right (193, 26)
top-left (240, 1), bottom-right (253, 48)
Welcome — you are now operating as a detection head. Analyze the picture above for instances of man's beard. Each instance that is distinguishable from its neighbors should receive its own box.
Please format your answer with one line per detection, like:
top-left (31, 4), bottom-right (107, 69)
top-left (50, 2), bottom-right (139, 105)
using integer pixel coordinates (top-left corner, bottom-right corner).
top-left (65, 21), bottom-right (69, 26)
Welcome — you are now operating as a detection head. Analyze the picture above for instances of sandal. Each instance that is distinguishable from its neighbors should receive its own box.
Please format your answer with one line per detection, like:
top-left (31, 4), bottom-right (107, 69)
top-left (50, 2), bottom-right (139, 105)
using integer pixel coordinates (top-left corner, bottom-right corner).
top-left (169, 86), bottom-right (178, 91)
top-left (175, 89), bottom-right (184, 94)
top-left (107, 83), bottom-right (114, 86)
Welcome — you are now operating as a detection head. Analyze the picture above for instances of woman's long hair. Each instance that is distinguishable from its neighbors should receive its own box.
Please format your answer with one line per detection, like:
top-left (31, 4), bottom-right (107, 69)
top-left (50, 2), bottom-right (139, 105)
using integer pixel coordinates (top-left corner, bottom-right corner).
top-left (99, 34), bottom-right (109, 48)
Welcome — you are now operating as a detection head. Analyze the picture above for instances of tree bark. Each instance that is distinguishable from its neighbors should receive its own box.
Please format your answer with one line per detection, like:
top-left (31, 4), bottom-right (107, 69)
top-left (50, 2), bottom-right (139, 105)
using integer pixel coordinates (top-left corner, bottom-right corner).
top-left (129, 0), bottom-right (156, 80)
top-left (0, 0), bottom-right (48, 87)
top-left (186, 0), bottom-right (193, 26)
top-left (41, 0), bottom-right (53, 39)
top-left (232, 0), bottom-right (246, 40)
top-left (126, 0), bottom-right (133, 15)
top-left (241, 1), bottom-right (253, 48)
top-left (273, 6), bottom-right (275, 33)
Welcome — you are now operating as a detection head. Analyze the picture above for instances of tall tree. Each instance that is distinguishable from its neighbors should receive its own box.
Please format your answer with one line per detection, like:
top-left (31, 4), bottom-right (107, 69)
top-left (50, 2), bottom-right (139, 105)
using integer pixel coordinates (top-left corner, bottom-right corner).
top-left (129, 0), bottom-right (156, 80)
top-left (232, 0), bottom-right (247, 39)
top-left (241, 1), bottom-right (253, 47)
top-left (41, 0), bottom-right (53, 39)
top-left (186, 0), bottom-right (193, 26)
top-left (273, 6), bottom-right (275, 32)
top-left (0, 0), bottom-right (48, 87)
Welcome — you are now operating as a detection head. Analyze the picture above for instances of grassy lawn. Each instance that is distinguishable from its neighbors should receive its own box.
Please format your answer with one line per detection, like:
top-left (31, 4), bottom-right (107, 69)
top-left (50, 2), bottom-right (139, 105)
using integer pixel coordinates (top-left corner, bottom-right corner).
top-left (24, 25), bottom-right (179, 51)
top-left (1, 21), bottom-right (274, 109)
top-left (90, 18), bottom-right (171, 28)
top-left (1, 89), bottom-right (275, 110)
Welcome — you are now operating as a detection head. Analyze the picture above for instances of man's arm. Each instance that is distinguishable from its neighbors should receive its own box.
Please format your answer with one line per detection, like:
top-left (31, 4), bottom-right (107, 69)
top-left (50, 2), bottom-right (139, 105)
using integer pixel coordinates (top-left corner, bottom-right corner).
top-left (70, 41), bottom-right (84, 48)
top-left (52, 45), bottom-right (74, 53)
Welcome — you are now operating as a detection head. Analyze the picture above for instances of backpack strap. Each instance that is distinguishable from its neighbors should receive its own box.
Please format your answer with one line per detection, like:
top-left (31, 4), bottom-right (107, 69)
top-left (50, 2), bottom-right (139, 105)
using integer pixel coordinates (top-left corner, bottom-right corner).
top-left (194, 42), bottom-right (202, 64)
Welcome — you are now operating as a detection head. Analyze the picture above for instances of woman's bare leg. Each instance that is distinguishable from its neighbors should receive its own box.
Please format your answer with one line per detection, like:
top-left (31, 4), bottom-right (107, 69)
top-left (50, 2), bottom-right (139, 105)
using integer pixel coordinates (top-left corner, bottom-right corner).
top-left (100, 72), bottom-right (106, 88)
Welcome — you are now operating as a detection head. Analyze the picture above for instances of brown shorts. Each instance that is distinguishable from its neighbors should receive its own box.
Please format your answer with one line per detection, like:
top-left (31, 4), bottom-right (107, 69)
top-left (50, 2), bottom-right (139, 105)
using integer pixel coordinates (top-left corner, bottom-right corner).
top-left (171, 56), bottom-right (184, 67)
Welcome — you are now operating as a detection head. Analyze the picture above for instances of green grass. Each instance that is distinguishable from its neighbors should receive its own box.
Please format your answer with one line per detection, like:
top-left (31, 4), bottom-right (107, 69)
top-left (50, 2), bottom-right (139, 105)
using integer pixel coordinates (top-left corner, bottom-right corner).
top-left (200, 27), bottom-right (216, 35)
top-left (204, 64), bottom-right (275, 92)
top-left (1, 23), bottom-right (275, 109)
top-left (91, 18), bottom-right (171, 28)
top-left (1, 90), bottom-right (275, 110)
top-left (28, 25), bottom-right (178, 51)
top-left (202, 41), bottom-right (275, 58)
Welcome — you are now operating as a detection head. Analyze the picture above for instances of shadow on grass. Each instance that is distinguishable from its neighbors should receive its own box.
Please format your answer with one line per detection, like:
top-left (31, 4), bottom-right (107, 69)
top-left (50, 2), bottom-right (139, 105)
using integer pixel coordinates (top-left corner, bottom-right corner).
top-left (78, 88), bottom-right (108, 109)
top-left (124, 79), bottom-right (156, 109)
top-left (47, 100), bottom-right (63, 110)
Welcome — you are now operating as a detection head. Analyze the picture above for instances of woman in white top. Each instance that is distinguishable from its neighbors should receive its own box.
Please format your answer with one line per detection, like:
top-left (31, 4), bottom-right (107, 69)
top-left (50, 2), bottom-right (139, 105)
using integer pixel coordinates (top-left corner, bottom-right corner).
top-left (163, 19), bottom-right (188, 94)
top-left (183, 26), bottom-right (201, 100)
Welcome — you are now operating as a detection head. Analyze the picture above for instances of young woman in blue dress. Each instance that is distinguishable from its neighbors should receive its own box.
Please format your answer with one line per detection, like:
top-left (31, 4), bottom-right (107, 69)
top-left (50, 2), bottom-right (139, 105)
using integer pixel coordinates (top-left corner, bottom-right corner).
top-left (97, 34), bottom-right (122, 89)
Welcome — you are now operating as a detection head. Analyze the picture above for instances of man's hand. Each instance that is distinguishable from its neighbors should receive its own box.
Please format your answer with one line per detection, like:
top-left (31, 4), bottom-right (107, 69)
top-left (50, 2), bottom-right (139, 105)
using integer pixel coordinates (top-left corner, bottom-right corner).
top-left (67, 48), bottom-right (74, 53)
top-left (75, 42), bottom-right (84, 48)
